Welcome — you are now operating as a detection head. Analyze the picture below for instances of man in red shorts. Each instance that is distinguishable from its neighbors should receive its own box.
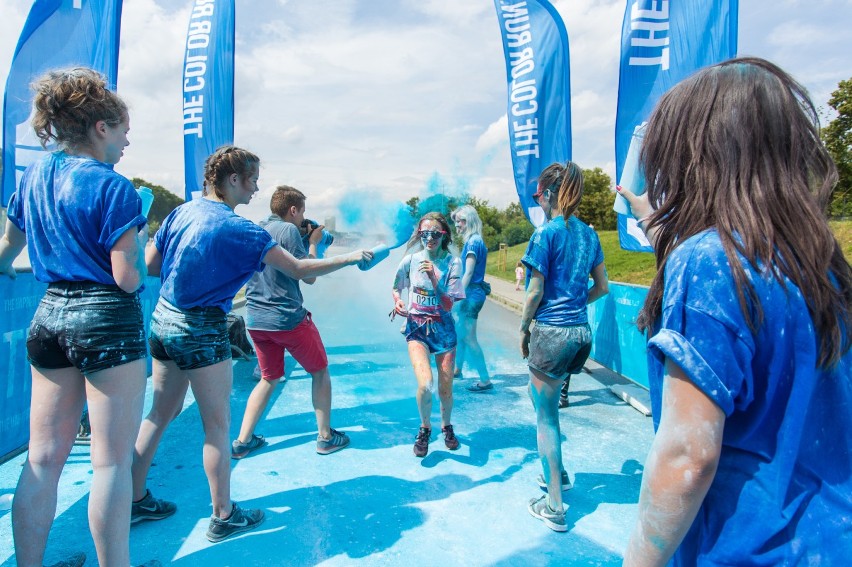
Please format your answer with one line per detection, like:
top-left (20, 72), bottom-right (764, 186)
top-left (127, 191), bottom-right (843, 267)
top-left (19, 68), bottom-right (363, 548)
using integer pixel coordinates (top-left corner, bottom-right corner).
top-left (231, 185), bottom-right (351, 458)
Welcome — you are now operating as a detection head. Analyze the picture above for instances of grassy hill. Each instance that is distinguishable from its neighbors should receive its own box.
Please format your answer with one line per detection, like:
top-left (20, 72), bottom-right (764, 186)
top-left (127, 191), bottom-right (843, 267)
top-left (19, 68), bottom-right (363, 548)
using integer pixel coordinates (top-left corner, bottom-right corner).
top-left (487, 220), bottom-right (852, 287)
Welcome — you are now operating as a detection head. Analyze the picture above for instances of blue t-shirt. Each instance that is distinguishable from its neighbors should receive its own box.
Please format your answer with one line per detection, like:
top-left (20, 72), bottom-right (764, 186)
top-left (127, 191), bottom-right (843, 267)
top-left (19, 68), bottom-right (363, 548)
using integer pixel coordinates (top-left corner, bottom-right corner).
top-left (155, 198), bottom-right (276, 313)
top-left (521, 215), bottom-right (604, 326)
top-left (7, 151), bottom-right (145, 284)
top-left (393, 250), bottom-right (464, 320)
top-left (647, 230), bottom-right (852, 565)
top-left (245, 217), bottom-right (308, 331)
top-left (460, 233), bottom-right (488, 302)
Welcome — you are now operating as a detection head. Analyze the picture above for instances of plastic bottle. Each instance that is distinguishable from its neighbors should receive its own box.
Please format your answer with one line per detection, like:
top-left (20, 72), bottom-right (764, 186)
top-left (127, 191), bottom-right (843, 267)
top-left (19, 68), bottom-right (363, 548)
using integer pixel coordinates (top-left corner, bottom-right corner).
top-left (613, 123), bottom-right (647, 216)
top-left (137, 186), bottom-right (155, 218)
top-left (358, 244), bottom-right (391, 271)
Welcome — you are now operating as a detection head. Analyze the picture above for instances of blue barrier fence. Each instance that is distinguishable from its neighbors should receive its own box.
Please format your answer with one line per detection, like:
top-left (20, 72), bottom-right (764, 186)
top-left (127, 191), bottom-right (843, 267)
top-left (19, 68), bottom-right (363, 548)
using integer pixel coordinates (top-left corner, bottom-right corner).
top-left (588, 282), bottom-right (650, 388)
top-left (0, 272), bottom-right (161, 462)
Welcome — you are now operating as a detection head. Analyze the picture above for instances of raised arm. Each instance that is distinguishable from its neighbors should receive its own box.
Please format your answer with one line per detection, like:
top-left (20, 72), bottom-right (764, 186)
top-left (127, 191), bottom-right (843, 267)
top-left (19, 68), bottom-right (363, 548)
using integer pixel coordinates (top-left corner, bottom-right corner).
top-left (110, 224), bottom-right (148, 293)
top-left (263, 245), bottom-right (372, 280)
top-left (624, 359), bottom-right (725, 566)
top-left (587, 261), bottom-right (609, 304)
top-left (0, 220), bottom-right (27, 279)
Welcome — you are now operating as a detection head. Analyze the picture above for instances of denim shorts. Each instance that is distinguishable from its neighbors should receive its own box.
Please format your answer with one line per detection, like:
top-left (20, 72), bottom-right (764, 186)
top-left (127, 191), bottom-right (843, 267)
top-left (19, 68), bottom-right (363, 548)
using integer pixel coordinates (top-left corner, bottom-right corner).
top-left (149, 298), bottom-right (230, 370)
top-left (26, 281), bottom-right (147, 374)
top-left (456, 296), bottom-right (486, 320)
top-left (405, 314), bottom-right (457, 355)
top-left (528, 322), bottom-right (592, 380)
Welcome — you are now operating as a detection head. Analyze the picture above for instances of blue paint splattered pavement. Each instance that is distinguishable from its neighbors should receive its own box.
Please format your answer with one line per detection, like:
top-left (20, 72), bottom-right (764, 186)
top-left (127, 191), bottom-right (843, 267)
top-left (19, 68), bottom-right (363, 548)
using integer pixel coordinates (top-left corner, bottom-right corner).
top-left (0, 250), bottom-right (654, 566)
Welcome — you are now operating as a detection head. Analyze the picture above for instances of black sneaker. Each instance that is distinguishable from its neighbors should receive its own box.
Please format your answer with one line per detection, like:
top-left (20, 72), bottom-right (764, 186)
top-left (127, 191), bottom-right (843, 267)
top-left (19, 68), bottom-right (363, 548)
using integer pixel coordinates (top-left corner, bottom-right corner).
top-left (231, 434), bottom-right (267, 459)
top-left (536, 470), bottom-right (573, 492)
top-left (413, 427), bottom-right (431, 457)
top-left (45, 552), bottom-right (86, 567)
top-left (131, 489), bottom-right (177, 524)
top-left (442, 425), bottom-right (459, 450)
top-left (558, 396), bottom-right (569, 409)
top-left (206, 502), bottom-right (265, 543)
top-left (74, 411), bottom-right (91, 445)
top-left (316, 428), bottom-right (350, 455)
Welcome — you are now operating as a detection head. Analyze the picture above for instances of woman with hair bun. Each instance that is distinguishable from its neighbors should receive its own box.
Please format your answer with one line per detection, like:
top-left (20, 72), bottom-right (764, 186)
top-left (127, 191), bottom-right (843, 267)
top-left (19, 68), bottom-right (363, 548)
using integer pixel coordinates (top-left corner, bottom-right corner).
top-left (0, 67), bottom-right (148, 567)
top-left (130, 145), bottom-right (372, 543)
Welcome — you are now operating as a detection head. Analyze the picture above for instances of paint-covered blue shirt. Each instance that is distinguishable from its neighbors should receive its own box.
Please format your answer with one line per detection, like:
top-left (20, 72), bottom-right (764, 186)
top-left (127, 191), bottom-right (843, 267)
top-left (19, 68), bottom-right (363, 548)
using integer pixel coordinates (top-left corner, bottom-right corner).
top-left (394, 250), bottom-right (464, 320)
top-left (521, 215), bottom-right (604, 326)
top-left (6, 151), bottom-right (145, 284)
top-left (461, 233), bottom-right (488, 302)
top-left (155, 198), bottom-right (276, 313)
top-left (647, 230), bottom-right (852, 565)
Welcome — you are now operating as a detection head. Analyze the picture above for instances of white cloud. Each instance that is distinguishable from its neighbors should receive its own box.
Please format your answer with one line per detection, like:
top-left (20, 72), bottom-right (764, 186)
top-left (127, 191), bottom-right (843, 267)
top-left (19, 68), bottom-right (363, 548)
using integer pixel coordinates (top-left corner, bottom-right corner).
top-left (475, 115), bottom-right (508, 153)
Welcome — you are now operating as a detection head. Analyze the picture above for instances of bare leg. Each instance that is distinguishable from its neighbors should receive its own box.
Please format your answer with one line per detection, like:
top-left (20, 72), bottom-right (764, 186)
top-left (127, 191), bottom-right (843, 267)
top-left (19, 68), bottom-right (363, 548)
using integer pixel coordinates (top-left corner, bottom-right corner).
top-left (311, 367), bottom-right (332, 439)
top-left (454, 314), bottom-right (467, 376)
top-left (85, 359), bottom-right (146, 566)
top-left (132, 359), bottom-right (189, 501)
top-left (529, 367), bottom-right (565, 511)
top-left (461, 317), bottom-right (490, 384)
top-left (408, 341), bottom-right (433, 429)
top-left (435, 349), bottom-right (456, 428)
top-left (186, 360), bottom-right (233, 518)
top-left (236, 377), bottom-right (280, 443)
top-left (12, 367), bottom-right (85, 567)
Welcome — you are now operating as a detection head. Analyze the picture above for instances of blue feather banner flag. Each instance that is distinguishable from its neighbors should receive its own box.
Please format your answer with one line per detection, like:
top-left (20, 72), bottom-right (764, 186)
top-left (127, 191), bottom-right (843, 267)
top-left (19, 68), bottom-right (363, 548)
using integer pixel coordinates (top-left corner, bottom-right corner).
top-left (182, 0), bottom-right (234, 201)
top-left (493, 0), bottom-right (571, 227)
top-left (1, 0), bottom-right (123, 207)
top-left (614, 0), bottom-right (738, 251)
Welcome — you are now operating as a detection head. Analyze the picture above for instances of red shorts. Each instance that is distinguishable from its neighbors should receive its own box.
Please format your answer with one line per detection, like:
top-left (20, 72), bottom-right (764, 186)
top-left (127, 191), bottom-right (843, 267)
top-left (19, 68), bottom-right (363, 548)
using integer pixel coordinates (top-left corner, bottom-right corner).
top-left (248, 313), bottom-right (328, 380)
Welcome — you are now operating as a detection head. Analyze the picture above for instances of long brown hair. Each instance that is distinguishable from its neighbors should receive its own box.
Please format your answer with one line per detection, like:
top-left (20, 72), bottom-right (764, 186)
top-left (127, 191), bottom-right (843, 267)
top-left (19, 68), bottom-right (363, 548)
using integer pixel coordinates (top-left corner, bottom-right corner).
top-left (537, 161), bottom-right (584, 224)
top-left (405, 212), bottom-right (452, 253)
top-left (637, 57), bottom-right (851, 368)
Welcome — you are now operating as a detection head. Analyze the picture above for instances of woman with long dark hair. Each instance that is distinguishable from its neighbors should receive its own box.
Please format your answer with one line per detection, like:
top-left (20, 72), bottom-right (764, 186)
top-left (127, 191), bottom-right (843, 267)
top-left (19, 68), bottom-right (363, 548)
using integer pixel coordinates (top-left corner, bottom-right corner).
top-left (620, 57), bottom-right (852, 565)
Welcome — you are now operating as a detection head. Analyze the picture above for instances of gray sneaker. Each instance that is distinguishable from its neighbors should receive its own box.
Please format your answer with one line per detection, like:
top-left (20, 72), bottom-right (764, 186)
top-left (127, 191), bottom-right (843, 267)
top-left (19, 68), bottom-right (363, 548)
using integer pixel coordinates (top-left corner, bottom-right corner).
top-left (206, 502), bottom-right (265, 543)
top-left (231, 434), bottom-right (267, 459)
top-left (536, 470), bottom-right (573, 492)
top-left (528, 494), bottom-right (568, 532)
top-left (317, 428), bottom-right (350, 455)
top-left (131, 489), bottom-right (177, 524)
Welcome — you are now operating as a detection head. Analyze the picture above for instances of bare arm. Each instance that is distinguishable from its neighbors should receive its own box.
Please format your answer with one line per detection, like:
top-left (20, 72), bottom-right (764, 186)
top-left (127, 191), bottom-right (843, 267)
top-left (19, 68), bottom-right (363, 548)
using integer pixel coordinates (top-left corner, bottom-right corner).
top-left (110, 225), bottom-right (148, 293)
top-left (263, 245), bottom-right (371, 280)
top-left (460, 253), bottom-right (476, 291)
top-left (519, 268), bottom-right (545, 358)
top-left (616, 185), bottom-right (658, 248)
top-left (145, 242), bottom-right (162, 278)
top-left (624, 359), bottom-right (725, 566)
top-left (0, 220), bottom-right (27, 279)
top-left (587, 262), bottom-right (609, 304)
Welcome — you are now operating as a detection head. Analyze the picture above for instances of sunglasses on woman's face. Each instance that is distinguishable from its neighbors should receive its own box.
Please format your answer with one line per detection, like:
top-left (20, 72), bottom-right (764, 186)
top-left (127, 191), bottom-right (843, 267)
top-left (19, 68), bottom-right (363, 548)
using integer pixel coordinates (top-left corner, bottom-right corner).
top-left (418, 230), bottom-right (446, 241)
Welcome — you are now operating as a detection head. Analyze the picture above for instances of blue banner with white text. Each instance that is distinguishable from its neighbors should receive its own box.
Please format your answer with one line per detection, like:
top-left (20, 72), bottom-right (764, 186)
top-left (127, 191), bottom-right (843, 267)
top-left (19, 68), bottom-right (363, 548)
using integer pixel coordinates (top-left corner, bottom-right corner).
top-left (1, 0), bottom-right (123, 207)
top-left (182, 0), bottom-right (235, 201)
top-left (493, 0), bottom-right (571, 227)
top-left (614, 0), bottom-right (738, 251)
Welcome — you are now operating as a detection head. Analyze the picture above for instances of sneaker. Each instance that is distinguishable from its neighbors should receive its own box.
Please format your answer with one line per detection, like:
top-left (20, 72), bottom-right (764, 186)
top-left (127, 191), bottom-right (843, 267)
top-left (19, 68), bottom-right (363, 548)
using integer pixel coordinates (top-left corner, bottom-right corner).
top-left (558, 396), bottom-right (569, 409)
top-left (231, 434), bottom-right (268, 459)
top-left (442, 425), bottom-right (459, 450)
top-left (206, 502), bottom-right (265, 543)
top-left (131, 490), bottom-right (177, 524)
top-left (536, 470), bottom-right (573, 491)
top-left (46, 552), bottom-right (86, 567)
top-left (316, 429), bottom-right (350, 455)
top-left (528, 494), bottom-right (568, 532)
top-left (74, 411), bottom-right (91, 445)
top-left (413, 427), bottom-right (431, 457)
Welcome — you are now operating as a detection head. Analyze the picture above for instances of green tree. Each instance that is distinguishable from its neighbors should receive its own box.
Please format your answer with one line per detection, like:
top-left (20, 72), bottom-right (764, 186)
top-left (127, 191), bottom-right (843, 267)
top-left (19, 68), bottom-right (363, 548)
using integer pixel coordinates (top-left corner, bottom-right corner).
top-left (130, 178), bottom-right (184, 234)
top-left (822, 77), bottom-right (852, 218)
top-left (576, 167), bottom-right (617, 230)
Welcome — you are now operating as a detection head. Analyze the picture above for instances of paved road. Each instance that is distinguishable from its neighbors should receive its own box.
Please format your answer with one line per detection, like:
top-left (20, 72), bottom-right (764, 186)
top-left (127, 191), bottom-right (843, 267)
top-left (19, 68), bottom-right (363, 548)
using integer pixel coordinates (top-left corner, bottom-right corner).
top-left (0, 247), bottom-right (654, 566)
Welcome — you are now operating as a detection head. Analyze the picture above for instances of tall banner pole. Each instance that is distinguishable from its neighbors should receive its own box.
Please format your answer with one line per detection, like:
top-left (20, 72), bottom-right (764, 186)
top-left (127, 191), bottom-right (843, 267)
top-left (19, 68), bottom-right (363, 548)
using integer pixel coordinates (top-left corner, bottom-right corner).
top-left (182, 0), bottom-right (235, 201)
top-left (614, 0), bottom-right (739, 251)
top-left (493, 0), bottom-right (571, 227)
top-left (1, 0), bottom-right (124, 207)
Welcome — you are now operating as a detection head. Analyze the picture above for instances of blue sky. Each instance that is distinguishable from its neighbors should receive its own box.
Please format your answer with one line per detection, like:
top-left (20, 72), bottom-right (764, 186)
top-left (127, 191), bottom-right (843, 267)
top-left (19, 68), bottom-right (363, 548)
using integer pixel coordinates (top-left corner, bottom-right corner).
top-left (1, 0), bottom-right (849, 226)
